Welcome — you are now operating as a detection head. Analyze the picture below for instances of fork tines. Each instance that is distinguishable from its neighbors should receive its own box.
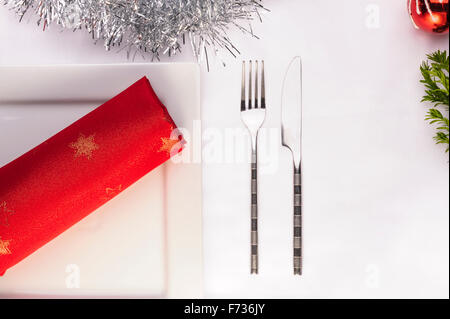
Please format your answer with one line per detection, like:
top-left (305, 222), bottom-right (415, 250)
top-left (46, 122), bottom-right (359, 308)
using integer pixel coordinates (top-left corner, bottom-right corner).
top-left (241, 60), bottom-right (266, 111)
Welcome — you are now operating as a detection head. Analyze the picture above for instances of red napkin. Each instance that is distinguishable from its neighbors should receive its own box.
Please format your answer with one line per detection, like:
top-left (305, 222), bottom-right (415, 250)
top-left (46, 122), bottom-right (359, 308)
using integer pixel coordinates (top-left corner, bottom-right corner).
top-left (0, 77), bottom-right (183, 276)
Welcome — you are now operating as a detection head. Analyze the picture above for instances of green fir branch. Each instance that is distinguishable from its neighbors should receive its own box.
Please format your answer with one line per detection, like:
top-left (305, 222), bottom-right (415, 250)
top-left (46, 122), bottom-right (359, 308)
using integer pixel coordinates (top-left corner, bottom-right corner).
top-left (420, 50), bottom-right (449, 153)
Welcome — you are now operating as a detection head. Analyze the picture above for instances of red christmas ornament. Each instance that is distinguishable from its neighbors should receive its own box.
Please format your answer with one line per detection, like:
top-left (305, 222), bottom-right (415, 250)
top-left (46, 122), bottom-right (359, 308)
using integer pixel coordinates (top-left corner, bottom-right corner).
top-left (408, 0), bottom-right (449, 34)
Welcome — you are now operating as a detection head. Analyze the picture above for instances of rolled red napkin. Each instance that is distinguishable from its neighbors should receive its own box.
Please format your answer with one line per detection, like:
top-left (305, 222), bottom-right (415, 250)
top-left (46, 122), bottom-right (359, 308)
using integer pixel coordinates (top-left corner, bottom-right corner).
top-left (0, 77), bottom-right (183, 276)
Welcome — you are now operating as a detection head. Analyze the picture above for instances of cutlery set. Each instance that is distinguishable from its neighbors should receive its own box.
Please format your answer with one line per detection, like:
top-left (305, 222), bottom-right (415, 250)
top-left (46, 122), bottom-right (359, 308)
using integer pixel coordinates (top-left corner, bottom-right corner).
top-left (241, 57), bottom-right (303, 275)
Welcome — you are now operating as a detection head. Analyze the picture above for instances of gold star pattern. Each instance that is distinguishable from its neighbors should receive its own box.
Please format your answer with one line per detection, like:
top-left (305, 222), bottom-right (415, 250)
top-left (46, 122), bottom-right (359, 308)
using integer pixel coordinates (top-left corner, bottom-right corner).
top-left (103, 185), bottom-right (123, 201)
top-left (159, 137), bottom-right (182, 155)
top-left (0, 237), bottom-right (11, 255)
top-left (0, 201), bottom-right (14, 227)
top-left (69, 133), bottom-right (99, 159)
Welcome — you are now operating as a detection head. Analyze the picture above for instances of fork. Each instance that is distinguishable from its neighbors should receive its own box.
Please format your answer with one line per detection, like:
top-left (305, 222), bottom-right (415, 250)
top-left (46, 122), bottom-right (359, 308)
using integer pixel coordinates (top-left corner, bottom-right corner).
top-left (240, 60), bottom-right (266, 274)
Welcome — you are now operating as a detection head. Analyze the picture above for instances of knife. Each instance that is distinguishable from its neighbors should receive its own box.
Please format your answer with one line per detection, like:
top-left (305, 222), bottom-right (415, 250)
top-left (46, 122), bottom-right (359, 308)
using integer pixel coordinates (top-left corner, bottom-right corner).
top-left (281, 56), bottom-right (303, 275)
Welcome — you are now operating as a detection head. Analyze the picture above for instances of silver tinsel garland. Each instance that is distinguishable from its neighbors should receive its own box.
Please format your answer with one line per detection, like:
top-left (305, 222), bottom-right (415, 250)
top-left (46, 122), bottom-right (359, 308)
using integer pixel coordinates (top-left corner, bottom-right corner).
top-left (4, 0), bottom-right (266, 65)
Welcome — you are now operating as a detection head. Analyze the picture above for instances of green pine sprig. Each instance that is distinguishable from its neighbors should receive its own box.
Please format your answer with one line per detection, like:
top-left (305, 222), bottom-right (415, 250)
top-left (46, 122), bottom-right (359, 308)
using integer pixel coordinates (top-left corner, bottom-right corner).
top-left (420, 50), bottom-right (449, 152)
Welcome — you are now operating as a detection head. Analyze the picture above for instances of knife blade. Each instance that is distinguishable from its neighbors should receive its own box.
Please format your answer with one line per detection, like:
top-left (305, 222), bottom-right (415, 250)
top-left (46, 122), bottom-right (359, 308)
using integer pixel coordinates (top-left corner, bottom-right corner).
top-left (281, 56), bottom-right (302, 167)
top-left (281, 56), bottom-right (303, 275)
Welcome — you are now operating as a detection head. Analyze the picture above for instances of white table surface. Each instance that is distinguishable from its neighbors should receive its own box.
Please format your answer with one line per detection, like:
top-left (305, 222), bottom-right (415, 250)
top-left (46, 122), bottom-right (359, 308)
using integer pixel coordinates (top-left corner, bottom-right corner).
top-left (0, 0), bottom-right (448, 298)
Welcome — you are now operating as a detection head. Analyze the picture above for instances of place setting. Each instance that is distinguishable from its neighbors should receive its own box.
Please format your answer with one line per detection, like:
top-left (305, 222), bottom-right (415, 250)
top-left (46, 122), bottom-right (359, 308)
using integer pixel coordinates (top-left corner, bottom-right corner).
top-left (0, 55), bottom-right (304, 298)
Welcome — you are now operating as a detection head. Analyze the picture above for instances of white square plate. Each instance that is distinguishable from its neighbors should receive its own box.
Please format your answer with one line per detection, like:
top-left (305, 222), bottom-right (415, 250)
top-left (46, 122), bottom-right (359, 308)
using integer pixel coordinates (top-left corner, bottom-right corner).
top-left (0, 64), bottom-right (202, 298)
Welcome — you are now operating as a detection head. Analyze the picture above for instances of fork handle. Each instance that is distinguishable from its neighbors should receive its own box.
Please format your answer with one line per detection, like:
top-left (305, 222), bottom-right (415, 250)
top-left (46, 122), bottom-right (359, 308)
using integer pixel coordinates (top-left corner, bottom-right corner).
top-left (294, 165), bottom-right (302, 275)
top-left (251, 149), bottom-right (258, 274)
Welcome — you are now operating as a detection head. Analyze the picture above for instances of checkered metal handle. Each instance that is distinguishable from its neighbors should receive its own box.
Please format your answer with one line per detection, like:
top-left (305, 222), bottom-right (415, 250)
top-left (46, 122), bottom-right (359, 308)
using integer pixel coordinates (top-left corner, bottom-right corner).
top-left (294, 165), bottom-right (302, 275)
top-left (251, 149), bottom-right (258, 274)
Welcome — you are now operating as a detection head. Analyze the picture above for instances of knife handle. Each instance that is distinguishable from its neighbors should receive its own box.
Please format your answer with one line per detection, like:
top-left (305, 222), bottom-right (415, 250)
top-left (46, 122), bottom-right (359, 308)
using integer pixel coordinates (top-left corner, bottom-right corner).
top-left (294, 165), bottom-right (302, 275)
top-left (251, 149), bottom-right (258, 274)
